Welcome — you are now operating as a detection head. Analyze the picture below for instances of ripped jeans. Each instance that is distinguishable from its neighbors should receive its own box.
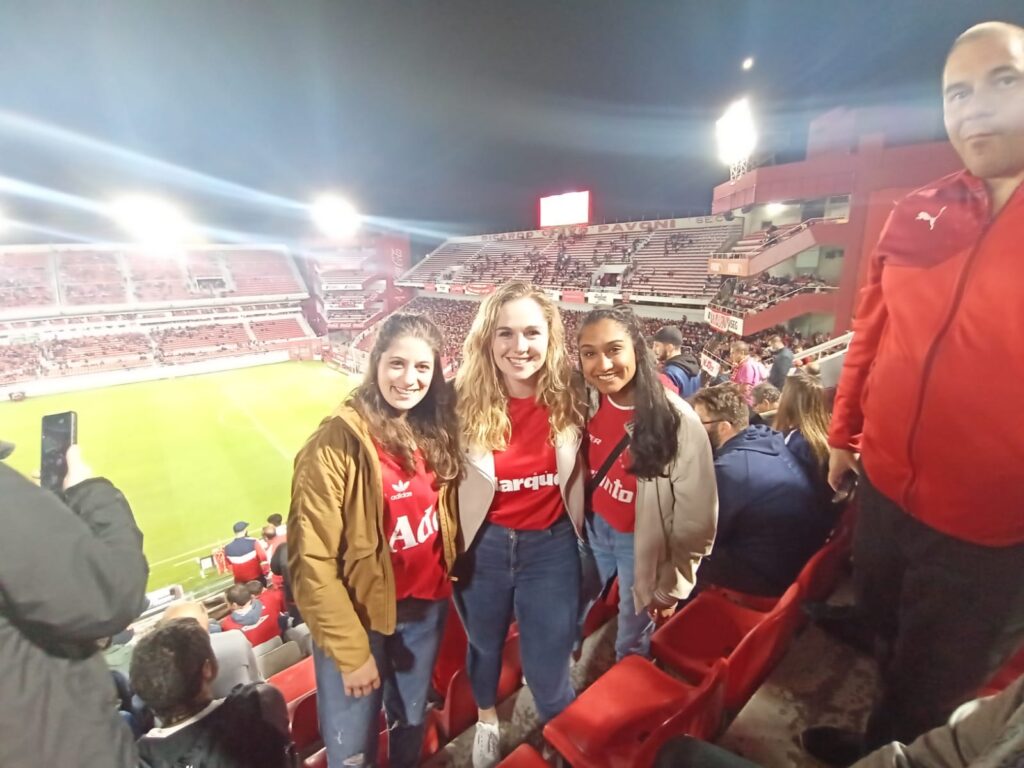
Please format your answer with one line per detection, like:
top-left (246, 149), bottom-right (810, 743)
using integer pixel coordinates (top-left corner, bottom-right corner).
top-left (313, 597), bottom-right (447, 768)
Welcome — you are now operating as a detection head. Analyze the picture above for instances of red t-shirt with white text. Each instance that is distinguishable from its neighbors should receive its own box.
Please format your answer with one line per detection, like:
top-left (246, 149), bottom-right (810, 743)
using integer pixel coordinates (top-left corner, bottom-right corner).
top-left (586, 395), bottom-right (638, 533)
top-left (376, 444), bottom-right (451, 601)
top-left (488, 396), bottom-right (564, 530)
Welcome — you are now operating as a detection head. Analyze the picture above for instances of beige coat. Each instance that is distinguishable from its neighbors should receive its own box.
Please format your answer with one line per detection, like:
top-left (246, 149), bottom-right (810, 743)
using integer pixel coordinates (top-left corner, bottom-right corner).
top-left (586, 387), bottom-right (719, 612)
top-left (457, 432), bottom-right (586, 552)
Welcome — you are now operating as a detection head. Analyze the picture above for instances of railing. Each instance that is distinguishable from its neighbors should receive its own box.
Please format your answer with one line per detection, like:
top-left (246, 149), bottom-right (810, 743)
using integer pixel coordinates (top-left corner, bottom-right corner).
top-left (713, 283), bottom-right (838, 316)
top-left (709, 217), bottom-right (846, 259)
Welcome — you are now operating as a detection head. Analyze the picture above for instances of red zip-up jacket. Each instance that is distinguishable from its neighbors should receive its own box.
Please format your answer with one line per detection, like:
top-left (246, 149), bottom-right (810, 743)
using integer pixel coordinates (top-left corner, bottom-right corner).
top-left (830, 170), bottom-right (1024, 547)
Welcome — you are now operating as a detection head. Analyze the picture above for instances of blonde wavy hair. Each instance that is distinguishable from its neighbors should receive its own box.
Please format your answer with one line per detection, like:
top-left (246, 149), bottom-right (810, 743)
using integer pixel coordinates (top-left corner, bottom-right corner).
top-left (456, 282), bottom-right (583, 451)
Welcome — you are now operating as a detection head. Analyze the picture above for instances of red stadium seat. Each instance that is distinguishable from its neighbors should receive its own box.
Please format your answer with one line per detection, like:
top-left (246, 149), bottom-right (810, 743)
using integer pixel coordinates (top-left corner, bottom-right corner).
top-left (542, 657), bottom-right (727, 768)
top-left (651, 582), bottom-right (803, 714)
top-left (497, 743), bottom-right (550, 767)
top-left (438, 629), bottom-right (523, 740)
top-left (289, 692), bottom-right (321, 757)
top-left (269, 655), bottom-right (316, 706)
top-left (796, 528), bottom-right (852, 604)
top-left (978, 644), bottom-right (1024, 697)
top-left (581, 577), bottom-right (620, 640)
top-left (303, 747), bottom-right (327, 768)
top-left (431, 599), bottom-right (469, 697)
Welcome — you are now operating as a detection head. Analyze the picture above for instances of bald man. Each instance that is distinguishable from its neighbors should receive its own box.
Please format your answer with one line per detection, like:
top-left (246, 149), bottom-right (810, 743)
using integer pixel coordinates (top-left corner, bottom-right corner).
top-left (803, 22), bottom-right (1024, 765)
top-left (161, 600), bottom-right (263, 699)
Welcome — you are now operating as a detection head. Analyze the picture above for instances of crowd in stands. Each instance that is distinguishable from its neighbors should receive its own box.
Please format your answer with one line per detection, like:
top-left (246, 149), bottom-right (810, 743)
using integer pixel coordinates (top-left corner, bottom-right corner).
top-left (0, 315), bottom-right (313, 386)
top-left (713, 273), bottom-right (835, 314)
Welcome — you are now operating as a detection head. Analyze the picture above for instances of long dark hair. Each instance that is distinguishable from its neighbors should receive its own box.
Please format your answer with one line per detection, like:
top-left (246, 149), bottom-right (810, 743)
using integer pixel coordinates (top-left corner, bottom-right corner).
top-left (578, 306), bottom-right (680, 478)
top-left (349, 313), bottom-right (462, 482)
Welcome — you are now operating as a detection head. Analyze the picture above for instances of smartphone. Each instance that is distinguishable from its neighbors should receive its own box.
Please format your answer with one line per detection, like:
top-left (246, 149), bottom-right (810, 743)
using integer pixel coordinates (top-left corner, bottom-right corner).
top-left (831, 470), bottom-right (858, 505)
top-left (41, 411), bottom-right (77, 492)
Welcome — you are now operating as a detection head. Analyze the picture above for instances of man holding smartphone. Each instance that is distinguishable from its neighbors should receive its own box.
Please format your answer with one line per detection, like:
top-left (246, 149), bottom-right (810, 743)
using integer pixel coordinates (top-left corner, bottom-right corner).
top-left (0, 441), bottom-right (149, 768)
top-left (802, 21), bottom-right (1024, 766)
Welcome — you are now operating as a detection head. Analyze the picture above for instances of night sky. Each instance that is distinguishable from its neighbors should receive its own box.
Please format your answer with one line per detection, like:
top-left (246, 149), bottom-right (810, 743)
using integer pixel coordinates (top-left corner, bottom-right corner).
top-left (1, 0), bottom-right (1022, 256)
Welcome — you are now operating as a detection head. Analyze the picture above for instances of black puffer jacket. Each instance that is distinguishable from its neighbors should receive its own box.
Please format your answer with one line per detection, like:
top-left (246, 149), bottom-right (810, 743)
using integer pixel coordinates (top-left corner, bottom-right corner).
top-left (0, 464), bottom-right (149, 768)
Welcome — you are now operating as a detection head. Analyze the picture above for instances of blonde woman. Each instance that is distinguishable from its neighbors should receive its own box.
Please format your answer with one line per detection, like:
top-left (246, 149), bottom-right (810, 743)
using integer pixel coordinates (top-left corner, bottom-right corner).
top-left (454, 282), bottom-right (585, 768)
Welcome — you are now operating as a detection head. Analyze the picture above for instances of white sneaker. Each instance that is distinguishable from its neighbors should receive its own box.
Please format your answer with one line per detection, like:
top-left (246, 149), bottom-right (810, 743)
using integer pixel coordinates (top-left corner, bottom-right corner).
top-left (472, 720), bottom-right (501, 768)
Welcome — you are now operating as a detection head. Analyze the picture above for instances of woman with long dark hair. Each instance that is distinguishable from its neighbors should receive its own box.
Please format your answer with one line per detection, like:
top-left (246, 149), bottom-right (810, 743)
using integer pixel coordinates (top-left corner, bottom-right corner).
top-left (577, 305), bottom-right (718, 659)
top-left (289, 313), bottom-right (461, 768)
top-left (454, 281), bottom-right (585, 767)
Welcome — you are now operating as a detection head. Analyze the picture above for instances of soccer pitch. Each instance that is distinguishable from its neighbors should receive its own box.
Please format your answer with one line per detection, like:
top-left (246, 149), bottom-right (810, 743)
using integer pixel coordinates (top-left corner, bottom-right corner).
top-left (1, 361), bottom-right (355, 592)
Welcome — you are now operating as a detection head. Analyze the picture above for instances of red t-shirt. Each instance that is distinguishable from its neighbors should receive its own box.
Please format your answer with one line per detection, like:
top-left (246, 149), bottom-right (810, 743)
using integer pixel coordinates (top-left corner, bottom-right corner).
top-left (376, 444), bottom-right (451, 601)
top-left (586, 395), bottom-right (638, 533)
top-left (489, 396), bottom-right (564, 530)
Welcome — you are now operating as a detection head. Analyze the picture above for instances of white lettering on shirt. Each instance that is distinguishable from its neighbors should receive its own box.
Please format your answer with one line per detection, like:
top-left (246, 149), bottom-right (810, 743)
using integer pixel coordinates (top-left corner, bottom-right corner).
top-left (389, 505), bottom-right (439, 553)
top-left (598, 475), bottom-right (635, 504)
top-left (496, 472), bottom-right (559, 493)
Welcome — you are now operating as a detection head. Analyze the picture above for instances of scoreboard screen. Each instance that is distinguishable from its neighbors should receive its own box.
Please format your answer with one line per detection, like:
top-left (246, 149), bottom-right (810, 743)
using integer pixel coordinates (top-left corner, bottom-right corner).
top-left (539, 191), bottom-right (590, 227)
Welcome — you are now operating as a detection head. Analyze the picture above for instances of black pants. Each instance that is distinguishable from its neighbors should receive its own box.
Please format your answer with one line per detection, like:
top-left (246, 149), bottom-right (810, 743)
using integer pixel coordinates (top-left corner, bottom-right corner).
top-left (855, 474), bottom-right (1024, 748)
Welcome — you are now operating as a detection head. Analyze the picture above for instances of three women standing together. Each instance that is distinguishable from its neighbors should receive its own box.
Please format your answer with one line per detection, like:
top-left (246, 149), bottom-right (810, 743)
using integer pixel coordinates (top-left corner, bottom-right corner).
top-left (288, 282), bottom-right (718, 768)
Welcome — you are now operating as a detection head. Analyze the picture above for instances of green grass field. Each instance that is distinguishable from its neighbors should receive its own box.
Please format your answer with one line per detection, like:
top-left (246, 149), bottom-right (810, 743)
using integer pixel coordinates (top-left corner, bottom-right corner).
top-left (1, 362), bottom-right (355, 593)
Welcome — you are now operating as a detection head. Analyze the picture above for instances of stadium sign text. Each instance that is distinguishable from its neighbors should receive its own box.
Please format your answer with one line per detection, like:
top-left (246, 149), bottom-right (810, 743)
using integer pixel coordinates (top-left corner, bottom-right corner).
top-left (705, 307), bottom-right (744, 335)
top-left (700, 353), bottom-right (722, 378)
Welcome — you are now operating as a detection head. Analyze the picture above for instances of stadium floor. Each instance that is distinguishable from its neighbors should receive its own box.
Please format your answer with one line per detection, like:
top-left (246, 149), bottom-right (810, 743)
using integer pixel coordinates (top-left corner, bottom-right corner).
top-left (1, 361), bottom-right (354, 591)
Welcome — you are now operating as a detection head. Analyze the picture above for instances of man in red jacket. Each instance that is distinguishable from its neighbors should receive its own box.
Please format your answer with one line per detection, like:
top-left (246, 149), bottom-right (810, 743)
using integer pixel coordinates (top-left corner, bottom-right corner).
top-left (803, 21), bottom-right (1024, 765)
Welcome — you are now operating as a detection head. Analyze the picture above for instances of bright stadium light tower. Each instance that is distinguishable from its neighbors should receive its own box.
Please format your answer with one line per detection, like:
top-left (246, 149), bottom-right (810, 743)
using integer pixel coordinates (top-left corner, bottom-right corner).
top-left (110, 195), bottom-right (195, 246)
top-left (716, 97), bottom-right (758, 182)
top-left (742, 56), bottom-right (755, 71)
top-left (311, 194), bottom-right (361, 240)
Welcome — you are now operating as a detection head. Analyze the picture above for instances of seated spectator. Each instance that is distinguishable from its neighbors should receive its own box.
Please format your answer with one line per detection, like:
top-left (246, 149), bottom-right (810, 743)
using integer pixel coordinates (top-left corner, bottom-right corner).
top-left (224, 521), bottom-right (270, 585)
top-left (773, 371), bottom-right (838, 510)
top-left (750, 381), bottom-right (781, 426)
top-left (220, 585), bottom-right (281, 647)
top-left (246, 580), bottom-right (287, 632)
top-left (130, 618), bottom-right (294, 767)
top-left (162, 601), bottom-right (263, 699)
top-left (692, 383), bottom-right (825, 596)
top-left (266, 513), bottom-right (286, 538)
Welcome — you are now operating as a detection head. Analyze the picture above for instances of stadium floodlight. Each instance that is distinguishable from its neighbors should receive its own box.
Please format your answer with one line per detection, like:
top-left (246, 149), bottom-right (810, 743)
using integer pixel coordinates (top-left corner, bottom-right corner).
top-left (716, 98), bottom-right (757, 181)
top-left (742, 57), bottom-right (755, 71)
top-left (0, 205), bottom-right (7, 234)
top-left (311, 194), bottom-right (360, 240)
top-left (110, 195), bottom-right (195, 246)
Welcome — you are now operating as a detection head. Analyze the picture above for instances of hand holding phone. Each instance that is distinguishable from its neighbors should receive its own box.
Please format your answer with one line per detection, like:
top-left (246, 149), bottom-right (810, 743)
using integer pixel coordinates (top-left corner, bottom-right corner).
top-left (41, 411), bottom-right (77, 492)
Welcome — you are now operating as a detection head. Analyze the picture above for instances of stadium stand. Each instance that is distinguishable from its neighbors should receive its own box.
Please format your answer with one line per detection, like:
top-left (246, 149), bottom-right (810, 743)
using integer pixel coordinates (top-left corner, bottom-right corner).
top-left (0, 245), bottom-right (318, 389)
top-left (402, 216), bottom-right (741, 298)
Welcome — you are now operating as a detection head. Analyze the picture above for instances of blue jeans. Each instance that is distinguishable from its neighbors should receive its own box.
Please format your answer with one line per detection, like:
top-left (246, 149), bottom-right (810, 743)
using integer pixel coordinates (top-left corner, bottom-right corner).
top-left (313, 597), bottom-right (447, 768)
top-left (582, 512), bottom-right (654, 660)
top-left (453, 516), bottom-right (580, 723)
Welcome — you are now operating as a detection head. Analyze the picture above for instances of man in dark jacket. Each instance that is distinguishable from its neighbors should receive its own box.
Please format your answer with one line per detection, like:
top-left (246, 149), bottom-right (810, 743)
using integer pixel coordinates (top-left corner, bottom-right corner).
top-left (692, 384), bottom-right (827, 596)
top-left (652, 325), bottom-right (702, 397)
top-left (0, 443), bottom-right (149, 768)
top-left (766, 334), bottom-right (794, 390)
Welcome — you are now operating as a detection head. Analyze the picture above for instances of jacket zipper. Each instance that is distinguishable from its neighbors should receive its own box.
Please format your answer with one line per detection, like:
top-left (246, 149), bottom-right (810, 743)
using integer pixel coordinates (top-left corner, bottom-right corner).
top-left (903, 213), bottom-right (994, 505)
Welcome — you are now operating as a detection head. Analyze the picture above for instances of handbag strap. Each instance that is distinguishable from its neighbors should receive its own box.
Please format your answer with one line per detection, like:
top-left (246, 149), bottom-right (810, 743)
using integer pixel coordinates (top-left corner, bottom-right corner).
top-left (588, 433), bottom-right (631, 493)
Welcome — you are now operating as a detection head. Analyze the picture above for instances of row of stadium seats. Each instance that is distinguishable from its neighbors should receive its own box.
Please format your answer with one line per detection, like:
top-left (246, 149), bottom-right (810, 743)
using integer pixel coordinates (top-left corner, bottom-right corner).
top-left (0, 247), bottom-right (306, 311)
top-left (0, 315), bottom-right (313, 385)
top-left (404, 221), bottom-right (741, 298)
top-left (264, 506), bottom-right (857, 768)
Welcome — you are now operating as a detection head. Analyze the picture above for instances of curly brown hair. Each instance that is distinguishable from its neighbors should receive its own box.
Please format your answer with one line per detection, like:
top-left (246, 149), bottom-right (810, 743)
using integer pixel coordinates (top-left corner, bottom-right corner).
top-left (349, 313), bottom-right (462, 482)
